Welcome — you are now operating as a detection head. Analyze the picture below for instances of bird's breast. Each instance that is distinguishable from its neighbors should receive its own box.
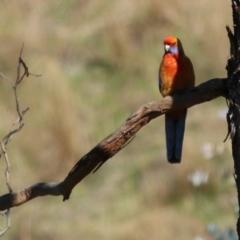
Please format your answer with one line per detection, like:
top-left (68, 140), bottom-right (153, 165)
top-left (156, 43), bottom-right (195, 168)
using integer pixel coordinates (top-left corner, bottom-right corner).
top-left (159, 54), bottom-right (194, 97)
top-left (159, 55), bottom-right (179, 96)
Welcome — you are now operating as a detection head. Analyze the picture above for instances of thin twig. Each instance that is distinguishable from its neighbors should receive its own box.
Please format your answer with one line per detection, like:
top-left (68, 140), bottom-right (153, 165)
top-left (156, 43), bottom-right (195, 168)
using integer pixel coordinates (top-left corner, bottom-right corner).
top-left (0, 43), bottom-right (40, 237)
top-left (13, 86), bottom-right (22, 121)
top-left (1, 143), bottom-right (12, 193)
top-left (16, 44), bottom-right (24, 85)
top-left (0, 73), bottom-right (14, 87)
top-left (29, 73), bottom-right (42, 77)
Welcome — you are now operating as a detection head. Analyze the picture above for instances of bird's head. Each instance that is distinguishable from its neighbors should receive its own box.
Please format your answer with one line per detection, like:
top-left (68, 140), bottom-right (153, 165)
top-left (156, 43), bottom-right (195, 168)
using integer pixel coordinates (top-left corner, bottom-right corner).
top-left (163, 36), bottom-right (184, 57)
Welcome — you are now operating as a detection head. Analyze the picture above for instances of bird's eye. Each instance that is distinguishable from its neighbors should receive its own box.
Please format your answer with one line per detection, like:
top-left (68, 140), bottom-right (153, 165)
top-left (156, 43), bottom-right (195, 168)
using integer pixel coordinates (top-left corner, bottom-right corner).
top-left (172, 42), bottom-right (177, 46)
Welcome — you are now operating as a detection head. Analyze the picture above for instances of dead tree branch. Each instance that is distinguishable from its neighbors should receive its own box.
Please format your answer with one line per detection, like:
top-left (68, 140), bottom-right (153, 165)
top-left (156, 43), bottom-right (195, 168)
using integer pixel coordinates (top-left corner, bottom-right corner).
top-left (226, 0), bottom-right (240, 236)
top-left (0, 44), bottom-right (40, 236)
top-left (0, 78), bottom-right (226, 211)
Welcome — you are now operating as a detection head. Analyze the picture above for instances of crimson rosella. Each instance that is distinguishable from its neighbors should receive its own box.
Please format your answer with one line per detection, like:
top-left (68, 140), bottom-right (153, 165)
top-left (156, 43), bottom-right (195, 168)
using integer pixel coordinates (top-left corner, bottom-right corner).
top-left (159, 36), bottom-right (195, 163)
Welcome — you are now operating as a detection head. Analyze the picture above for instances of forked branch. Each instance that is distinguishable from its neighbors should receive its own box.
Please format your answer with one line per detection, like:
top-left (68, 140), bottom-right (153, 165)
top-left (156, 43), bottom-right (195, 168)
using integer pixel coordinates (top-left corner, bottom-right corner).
top-left (0, 44), bottom-right (40, 236)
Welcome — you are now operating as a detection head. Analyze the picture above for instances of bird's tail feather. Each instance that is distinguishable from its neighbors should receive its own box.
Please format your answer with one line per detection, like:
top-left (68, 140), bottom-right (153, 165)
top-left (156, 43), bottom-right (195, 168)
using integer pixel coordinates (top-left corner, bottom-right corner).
top-left (165, 110), bottom-right (187, 163)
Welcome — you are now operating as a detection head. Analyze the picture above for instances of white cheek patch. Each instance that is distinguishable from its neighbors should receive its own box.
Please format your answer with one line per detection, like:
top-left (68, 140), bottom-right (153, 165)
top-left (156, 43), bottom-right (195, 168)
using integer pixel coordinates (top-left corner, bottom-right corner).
top-left (164, 44), bottom-right (170, 52)
top-left (164, 44), bottom-right (179, 54)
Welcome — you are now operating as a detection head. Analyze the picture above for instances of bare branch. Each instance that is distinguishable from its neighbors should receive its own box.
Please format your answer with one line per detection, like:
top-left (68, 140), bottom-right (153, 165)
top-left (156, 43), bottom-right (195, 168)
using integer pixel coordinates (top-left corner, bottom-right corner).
top-left (1, 143), bottom-right (12, 193)
top-left (0, 44), bottom-right (39, 236)
top-left (0, 78), bottom-right (226, 210)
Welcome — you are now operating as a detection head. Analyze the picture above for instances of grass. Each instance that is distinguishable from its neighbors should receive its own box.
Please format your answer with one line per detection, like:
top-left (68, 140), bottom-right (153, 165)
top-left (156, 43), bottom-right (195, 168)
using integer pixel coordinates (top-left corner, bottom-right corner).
top-left (0, 0), bottom-right (235, 239)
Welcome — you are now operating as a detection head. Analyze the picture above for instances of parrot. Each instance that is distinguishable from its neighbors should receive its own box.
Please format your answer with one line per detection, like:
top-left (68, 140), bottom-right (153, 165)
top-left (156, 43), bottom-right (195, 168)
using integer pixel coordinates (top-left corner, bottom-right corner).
top-left (159, 36), bottom-right (195, 163)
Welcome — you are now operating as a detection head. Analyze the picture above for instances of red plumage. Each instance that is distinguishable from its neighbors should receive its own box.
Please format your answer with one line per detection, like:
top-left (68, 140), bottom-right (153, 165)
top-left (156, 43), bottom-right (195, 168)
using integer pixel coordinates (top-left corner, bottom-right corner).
top-left (159, 36), bottom-right (195, 163)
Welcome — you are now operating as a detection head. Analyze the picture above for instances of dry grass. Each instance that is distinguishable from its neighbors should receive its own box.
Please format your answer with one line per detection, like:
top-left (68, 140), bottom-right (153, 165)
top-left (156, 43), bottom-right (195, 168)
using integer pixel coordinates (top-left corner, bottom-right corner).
top-left (0, 0), bottom-right (235, 239)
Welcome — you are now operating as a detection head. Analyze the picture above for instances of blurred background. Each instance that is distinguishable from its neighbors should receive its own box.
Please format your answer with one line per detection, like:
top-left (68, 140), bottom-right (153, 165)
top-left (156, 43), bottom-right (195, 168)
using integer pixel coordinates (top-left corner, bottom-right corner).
top-left (0, 0), bottom-right (236, 239)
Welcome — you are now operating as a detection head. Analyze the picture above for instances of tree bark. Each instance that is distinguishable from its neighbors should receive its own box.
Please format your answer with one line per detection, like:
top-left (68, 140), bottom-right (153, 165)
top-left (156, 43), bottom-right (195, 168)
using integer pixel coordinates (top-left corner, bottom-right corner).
top-left (226, 0), bottom-right (240, 236)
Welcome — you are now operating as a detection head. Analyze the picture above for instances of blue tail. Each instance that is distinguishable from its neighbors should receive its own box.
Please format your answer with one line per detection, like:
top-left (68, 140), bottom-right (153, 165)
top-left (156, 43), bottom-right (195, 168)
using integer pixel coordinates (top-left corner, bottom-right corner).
top-left (165, 110), bottom-right (187, 163)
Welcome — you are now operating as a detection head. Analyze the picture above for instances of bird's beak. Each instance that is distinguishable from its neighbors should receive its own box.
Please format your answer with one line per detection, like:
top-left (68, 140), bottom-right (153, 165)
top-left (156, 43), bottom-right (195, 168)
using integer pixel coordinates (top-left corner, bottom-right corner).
top-left (164, 44), bottom-right (170, 52)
